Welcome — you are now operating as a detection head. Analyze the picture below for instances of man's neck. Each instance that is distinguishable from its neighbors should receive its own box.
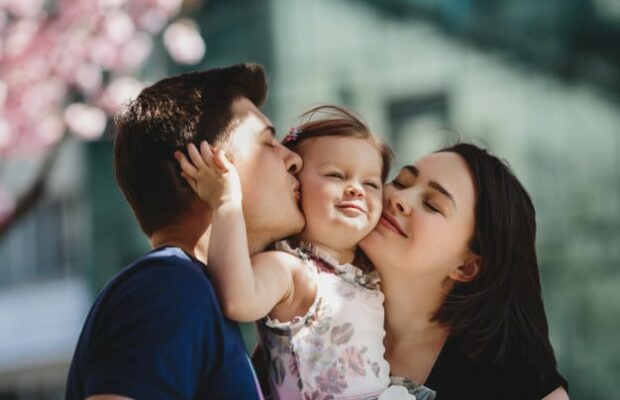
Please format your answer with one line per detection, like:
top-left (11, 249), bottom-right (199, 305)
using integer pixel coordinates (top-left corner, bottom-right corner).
top-left (246, 230), bottom-right (272, 256)
top-left (150, 224), bottom-right (212, 265)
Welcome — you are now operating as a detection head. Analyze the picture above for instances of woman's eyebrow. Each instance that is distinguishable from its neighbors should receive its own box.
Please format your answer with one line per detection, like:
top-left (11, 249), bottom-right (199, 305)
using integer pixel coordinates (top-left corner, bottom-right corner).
top-left (429, 181), bottom-right (457, 210)
top-left (405, 165), bottom-right (457, 210)
top-left (403, 165), bottom-right (419, 177)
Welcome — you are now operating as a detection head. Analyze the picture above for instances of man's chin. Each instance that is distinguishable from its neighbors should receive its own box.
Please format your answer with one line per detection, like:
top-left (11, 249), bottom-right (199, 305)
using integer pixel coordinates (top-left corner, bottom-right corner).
top-left (288, 211), bottom-right (306, 236)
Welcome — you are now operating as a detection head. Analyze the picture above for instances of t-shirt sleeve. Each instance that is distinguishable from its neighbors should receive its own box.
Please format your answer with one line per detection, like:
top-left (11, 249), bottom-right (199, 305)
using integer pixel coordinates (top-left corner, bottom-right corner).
top-left (530, 366), bottom-right (569, 399)
top-left (84, 261), bottom-right (219, 400)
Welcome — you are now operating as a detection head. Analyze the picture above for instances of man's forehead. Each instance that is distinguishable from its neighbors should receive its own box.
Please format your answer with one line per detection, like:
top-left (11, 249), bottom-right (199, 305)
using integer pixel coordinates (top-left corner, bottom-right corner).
top-left (231, 113), bottom-right (272, 140)
top-left (230, 97), bottom-right (271, 134)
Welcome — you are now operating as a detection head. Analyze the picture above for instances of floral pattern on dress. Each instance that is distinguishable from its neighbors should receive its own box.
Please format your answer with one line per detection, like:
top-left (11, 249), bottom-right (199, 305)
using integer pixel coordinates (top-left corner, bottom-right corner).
top-left (261, 241), bottom-right (392, 399)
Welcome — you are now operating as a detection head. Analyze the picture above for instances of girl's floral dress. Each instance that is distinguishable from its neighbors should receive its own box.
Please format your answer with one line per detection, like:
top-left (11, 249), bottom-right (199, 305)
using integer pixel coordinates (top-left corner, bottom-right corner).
top-left (257, 242), bottom-right (436, 400)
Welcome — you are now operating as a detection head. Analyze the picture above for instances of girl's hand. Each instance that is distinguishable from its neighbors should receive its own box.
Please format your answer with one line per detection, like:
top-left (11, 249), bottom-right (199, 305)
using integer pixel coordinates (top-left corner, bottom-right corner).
top-left (175, 141), bottom-right (242, 209)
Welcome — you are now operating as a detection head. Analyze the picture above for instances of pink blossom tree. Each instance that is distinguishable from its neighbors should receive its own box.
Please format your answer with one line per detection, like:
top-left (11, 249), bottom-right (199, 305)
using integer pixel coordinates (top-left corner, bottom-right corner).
top-left (0, 0), bottom-right (206, 238)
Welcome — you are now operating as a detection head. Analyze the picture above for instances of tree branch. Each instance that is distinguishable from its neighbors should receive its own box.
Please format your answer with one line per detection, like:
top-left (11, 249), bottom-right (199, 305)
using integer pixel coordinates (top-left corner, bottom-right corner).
top-left (0, 135), bottom-right (67, 241)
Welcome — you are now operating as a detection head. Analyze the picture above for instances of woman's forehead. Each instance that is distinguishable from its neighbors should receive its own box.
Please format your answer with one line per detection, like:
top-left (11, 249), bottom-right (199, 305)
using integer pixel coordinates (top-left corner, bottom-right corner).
top-left (410, 152), bottom-right (466, 176)
top-left (409, 152), bottom-right (476, 205)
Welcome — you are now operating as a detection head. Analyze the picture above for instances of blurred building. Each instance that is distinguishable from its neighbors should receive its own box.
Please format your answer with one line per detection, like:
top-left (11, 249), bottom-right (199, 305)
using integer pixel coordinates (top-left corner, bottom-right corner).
top-left (0, 139), bottom-right (147, 398)
top-left (1, 0), bottom-right (619, 398)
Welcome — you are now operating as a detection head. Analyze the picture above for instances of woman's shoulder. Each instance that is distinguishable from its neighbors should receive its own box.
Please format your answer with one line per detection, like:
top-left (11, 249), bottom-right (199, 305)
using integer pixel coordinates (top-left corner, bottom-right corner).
top-left (426, 336), bottom-right (567, 399)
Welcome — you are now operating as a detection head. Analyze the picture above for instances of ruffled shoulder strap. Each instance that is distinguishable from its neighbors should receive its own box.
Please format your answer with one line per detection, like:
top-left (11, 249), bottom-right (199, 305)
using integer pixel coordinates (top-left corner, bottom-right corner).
top-left (263, 240), bottom-right (320, 331)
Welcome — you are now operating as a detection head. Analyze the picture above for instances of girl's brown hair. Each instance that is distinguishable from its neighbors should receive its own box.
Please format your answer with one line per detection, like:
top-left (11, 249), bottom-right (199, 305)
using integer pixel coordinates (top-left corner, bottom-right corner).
top-left (283, 105), bottom-right (393, 182)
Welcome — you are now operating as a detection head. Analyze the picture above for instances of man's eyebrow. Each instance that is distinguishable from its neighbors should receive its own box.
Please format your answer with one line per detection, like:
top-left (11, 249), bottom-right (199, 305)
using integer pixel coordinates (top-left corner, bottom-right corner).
top-left (262, 126), bottom-right (276, 137)
top-left (429, 181), bottom-right (457, 210)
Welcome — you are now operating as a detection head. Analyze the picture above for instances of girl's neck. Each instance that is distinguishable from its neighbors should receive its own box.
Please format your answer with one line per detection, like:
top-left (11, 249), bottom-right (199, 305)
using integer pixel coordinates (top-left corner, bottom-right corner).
top-left (295, 236), bottom-right (356, 264)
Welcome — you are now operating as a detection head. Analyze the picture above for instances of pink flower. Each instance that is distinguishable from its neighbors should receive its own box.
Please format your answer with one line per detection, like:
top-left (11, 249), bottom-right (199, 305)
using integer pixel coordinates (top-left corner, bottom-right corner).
top-left (342, 346), bottom-right (366, 376)
top-left (314, 366), bottom-right (347, 394)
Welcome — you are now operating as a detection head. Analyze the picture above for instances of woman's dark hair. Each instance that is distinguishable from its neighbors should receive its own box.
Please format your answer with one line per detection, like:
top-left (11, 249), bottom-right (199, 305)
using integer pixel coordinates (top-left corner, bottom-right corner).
top-left (433, 143), bottom-right (557, 370)
top-left (114, 63), bottom-right (267, 235)
top-left (283, 105), bottom-right (393, 182)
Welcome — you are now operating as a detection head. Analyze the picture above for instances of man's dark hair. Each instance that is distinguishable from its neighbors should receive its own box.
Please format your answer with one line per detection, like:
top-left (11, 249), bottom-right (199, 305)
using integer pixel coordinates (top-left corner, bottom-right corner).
top-left (113, 64), bottom-right (267, 235)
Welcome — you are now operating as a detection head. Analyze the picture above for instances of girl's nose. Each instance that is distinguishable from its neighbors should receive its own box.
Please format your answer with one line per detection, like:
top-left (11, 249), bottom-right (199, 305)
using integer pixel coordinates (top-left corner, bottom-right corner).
top-left (345, 184), bottom-right (364, 198)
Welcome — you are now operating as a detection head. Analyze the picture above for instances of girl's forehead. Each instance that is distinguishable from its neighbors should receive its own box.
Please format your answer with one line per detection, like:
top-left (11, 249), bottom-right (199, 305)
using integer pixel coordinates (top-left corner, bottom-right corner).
top-left (299, 136), bottom-right (378, 157)
top-left (298, 137), bottom-right (383, 172)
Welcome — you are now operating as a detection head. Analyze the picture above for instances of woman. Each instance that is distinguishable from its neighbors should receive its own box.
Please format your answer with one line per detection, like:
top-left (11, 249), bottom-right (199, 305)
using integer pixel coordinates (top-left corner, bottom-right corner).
top-left (360, 143), bottom-right (569, 399)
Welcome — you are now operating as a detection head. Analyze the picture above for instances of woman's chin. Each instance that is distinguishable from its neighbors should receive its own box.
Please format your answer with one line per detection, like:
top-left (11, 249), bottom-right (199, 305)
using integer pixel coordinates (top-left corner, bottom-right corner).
top-left (359, 229), bottom-right (381, 252)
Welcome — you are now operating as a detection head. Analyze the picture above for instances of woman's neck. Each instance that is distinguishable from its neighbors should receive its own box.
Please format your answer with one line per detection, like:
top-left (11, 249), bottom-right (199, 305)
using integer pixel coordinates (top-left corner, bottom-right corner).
top-left (382, 274), bottom-right (447, 342)
top-left (381, 270), bottom-right (452, 383)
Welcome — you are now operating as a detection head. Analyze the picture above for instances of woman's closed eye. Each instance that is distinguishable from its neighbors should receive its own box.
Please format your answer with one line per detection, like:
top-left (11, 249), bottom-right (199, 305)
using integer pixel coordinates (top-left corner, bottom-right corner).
top-left (424, 200), bottom-right (442, 214)
top-left (391, 178), bottom-right (406, 189)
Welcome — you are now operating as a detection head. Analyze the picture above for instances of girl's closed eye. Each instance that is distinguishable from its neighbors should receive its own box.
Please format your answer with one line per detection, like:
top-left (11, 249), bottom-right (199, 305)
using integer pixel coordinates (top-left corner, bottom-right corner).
top-left (264, 139), bottom-right (277, 148)
top-left (364, 181), bottom-right (381, 189)
top-left (326, 172), bottom-right (344, 179)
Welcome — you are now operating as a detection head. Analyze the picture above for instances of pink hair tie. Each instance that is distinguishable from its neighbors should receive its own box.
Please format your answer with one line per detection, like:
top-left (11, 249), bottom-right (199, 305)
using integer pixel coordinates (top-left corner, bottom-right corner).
top-left (282, 126), bottom-right (302, 144)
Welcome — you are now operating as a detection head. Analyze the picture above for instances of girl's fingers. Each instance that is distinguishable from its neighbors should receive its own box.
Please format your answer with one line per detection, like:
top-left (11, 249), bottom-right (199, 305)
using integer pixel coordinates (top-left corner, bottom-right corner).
top-left (212, 148), bottom-right (231, 172)
top-left (188, 142), bottom-right (209, 170)
top-left (180, 171), bottom-right (198, 191)
top-left (175, 151), bottom-right (198, 177)
top-left (199, 141), bottom-right (218, 171)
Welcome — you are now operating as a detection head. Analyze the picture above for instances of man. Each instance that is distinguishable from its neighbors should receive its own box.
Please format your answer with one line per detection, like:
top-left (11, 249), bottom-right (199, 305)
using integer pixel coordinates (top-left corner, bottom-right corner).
top-left (66, 64), bottom-right (304, 399)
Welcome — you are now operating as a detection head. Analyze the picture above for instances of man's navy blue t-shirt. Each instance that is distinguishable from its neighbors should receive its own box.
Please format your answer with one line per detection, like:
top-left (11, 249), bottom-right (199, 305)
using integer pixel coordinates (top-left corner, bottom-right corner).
top-left (66, 247), bottom-right (262, 400)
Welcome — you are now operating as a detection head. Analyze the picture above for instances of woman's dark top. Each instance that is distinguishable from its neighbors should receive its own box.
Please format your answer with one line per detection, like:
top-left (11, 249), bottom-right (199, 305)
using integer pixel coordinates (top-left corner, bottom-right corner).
top-left (253, 335), bottom-right (567, 399)
top-left (425, 336), bottom-right (568, 399)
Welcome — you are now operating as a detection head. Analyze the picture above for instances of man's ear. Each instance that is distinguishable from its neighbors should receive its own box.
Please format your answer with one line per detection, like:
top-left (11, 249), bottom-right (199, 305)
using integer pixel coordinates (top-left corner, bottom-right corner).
top-left (449, 254), bottom-right (481, 283)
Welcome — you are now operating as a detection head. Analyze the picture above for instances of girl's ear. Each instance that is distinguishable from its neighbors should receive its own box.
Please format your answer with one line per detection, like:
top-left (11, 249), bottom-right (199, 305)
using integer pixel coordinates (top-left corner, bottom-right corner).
top-left (449, 254), bottom-right (481, 283)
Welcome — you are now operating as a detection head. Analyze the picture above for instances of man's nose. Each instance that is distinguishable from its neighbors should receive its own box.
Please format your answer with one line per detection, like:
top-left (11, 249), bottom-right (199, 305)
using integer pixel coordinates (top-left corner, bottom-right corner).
top-left (283, 146), bottom-right (303, 174)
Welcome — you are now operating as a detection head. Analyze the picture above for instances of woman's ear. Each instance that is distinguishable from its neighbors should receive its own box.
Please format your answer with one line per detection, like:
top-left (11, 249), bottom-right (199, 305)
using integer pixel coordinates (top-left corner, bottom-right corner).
top-left (449, 254), bottom-right (481, 283)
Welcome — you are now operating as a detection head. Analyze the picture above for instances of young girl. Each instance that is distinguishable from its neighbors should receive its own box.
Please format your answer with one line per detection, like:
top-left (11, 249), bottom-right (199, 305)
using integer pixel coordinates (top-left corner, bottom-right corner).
top-left (177, 105), bottom-right (434, 400)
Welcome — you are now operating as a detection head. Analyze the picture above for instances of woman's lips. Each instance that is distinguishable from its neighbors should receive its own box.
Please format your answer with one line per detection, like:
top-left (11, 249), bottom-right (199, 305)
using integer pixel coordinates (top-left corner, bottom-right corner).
top-left (379, 213), bottom-right (407, 237)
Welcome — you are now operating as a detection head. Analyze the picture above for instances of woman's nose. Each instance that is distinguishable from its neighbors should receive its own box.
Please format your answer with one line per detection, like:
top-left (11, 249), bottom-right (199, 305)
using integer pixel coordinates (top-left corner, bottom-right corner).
top-left (389, 191), bottom-right (411, 215)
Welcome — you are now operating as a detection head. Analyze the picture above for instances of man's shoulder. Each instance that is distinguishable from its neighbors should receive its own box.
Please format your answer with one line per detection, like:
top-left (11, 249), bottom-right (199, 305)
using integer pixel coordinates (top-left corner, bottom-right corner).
top-left (82, 246), bottom-right (226, 342)
top-left (97, 247), bottom-right (217, 311)
top-left (119, 246), bottom-right (210, 286)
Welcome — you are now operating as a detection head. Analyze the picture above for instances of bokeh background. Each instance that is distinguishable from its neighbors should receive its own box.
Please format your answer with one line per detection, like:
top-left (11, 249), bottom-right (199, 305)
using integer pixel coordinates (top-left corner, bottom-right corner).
top-left (1, 0), bottom-right (619, 398)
